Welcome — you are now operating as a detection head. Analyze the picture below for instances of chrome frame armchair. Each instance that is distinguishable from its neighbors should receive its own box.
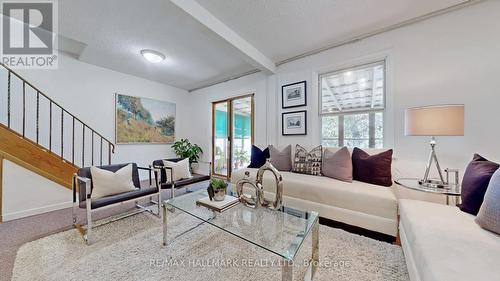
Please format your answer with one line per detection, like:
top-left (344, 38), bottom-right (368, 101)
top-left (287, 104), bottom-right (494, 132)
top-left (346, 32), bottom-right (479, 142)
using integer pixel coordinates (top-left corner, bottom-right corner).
top-left (150, 158), bottom-right (212, 198)
top-left (71, 163), bottom-right (161, 245)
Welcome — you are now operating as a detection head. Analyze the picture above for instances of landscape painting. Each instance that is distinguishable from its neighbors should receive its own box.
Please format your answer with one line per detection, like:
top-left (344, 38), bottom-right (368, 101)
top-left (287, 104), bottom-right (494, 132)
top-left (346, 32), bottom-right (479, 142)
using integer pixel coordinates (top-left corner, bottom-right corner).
top-left (115, 94), bottom-right (176, 144)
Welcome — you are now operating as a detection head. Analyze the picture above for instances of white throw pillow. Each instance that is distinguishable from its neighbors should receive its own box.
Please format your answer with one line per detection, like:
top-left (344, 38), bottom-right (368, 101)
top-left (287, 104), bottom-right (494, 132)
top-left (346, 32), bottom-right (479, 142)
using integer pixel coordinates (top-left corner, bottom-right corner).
top-left (162, 158), bottom-right (192, 182)
top-left (90, 164), bottom-right (137, 199)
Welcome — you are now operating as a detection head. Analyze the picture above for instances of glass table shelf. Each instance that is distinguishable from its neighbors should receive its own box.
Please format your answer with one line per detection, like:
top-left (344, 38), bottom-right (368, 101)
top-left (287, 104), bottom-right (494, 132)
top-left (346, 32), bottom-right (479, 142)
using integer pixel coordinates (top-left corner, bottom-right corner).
top-left (395, 178), bottom-right (461, 196)
top-left (161, 184), bottom-right (319, 280)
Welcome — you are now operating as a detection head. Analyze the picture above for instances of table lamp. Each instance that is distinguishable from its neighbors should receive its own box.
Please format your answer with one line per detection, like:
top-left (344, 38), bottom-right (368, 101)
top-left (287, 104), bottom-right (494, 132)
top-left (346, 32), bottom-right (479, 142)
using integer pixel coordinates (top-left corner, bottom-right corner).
top-left (405, 104), bottom-right (464, 188)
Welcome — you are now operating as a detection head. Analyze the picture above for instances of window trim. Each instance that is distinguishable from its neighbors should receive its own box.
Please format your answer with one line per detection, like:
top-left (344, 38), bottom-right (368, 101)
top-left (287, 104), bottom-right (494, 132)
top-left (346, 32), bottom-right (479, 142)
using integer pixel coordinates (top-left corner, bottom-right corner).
top-left (319, 59), bottom-right (387, 148)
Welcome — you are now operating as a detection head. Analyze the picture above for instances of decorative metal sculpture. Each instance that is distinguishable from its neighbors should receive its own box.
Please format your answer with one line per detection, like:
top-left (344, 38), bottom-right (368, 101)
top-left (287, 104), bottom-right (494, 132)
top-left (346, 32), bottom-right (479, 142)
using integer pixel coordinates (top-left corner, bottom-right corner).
top-left (236, 160), bottom-right (283, 210)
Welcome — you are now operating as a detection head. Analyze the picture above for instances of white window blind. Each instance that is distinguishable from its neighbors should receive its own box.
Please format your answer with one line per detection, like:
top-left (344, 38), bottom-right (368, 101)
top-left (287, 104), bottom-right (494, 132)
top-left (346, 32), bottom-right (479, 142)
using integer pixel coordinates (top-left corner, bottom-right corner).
top-left (320, 61), bottom-right (386, 148)
top-left (320, 61), bottom-right (385, 114)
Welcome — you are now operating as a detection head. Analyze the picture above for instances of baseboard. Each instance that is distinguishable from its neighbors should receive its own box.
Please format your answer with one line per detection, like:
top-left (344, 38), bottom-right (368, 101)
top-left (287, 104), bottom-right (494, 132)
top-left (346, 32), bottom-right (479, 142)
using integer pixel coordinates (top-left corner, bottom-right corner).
top-left (2, 201), bottom-right (73, 221)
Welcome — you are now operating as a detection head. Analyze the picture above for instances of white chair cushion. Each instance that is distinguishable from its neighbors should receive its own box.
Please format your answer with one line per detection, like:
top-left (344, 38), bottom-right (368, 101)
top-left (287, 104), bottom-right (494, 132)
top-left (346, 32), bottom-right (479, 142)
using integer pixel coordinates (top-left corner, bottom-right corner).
top-left (90, 164), bottom-right (137, 199)
top-left (162, 158), bottom-right (192, 182)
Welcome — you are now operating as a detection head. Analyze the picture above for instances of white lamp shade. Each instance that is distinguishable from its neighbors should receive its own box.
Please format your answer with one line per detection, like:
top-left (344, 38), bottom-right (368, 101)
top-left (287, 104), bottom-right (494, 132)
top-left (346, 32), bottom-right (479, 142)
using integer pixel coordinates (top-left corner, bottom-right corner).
top-left (405, 104), bottom-right (464, 136)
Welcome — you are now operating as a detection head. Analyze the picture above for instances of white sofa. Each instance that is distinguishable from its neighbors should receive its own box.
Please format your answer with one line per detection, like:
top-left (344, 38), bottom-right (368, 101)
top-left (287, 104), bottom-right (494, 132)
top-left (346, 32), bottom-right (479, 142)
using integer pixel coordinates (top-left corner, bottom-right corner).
top-left (399, 199), bottom-right (500, 281)
top-left (230, 148), bottom-right (399, 236)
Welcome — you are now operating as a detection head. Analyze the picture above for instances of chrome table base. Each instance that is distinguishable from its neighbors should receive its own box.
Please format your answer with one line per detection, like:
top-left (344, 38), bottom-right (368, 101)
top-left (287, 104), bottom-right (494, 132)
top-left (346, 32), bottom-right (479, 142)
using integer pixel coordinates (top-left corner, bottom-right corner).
top-left (281, 218), bottom-right (319, 281)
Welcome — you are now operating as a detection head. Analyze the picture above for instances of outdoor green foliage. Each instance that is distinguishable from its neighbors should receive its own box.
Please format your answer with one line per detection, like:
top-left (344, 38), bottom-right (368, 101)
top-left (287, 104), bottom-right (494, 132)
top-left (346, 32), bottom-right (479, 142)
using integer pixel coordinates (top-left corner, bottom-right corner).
top-left (234, 149), bottom-right (250, 164)
top-left (207, 178), bottom-right (227, 201)
top-left (321, 115), bottom-right (340, 147)
top-left (172, 138), bottom-right (203, 163)
top-left (321, 112), bottom-right (383, 148)
top-left (344, 114), bottom-right (369, 147)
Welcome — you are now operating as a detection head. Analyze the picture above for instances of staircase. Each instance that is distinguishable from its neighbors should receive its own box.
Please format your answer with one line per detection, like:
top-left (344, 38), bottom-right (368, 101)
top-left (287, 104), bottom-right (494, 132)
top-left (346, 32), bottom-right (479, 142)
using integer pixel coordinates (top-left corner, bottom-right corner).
top-left (0, 63), bottom-right (115, 189)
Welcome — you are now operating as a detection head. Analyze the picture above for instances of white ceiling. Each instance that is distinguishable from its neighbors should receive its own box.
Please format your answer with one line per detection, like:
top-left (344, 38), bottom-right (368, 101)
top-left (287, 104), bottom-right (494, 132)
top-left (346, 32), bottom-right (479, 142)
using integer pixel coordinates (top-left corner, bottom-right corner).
top-left (196, 0), bottom-right (468, 63)
top-left (58, 0), bottom-right (256, 90)
top-left (58, 0), bottom-right (469, 91)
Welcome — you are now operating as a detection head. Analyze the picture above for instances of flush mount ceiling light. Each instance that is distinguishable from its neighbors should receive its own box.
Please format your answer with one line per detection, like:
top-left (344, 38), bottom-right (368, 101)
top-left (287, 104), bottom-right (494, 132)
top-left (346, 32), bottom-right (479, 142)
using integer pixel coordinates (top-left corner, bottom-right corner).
top-left (140, 49), bottom-right (165, 63)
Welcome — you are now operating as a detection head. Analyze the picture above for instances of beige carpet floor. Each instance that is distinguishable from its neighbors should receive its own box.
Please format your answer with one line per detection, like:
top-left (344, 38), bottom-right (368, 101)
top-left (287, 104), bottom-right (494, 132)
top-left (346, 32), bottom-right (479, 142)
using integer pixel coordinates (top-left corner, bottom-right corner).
top-left (0, 182), bottom-right (206, 281)
top-left (11, 210), bottom-right (409, 281)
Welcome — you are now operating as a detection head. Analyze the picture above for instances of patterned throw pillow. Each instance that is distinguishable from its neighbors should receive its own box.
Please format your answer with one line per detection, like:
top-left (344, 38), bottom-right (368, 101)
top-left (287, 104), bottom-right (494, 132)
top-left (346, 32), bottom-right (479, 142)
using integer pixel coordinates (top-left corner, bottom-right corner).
top-left (292, 145), bottom-right (322, 176)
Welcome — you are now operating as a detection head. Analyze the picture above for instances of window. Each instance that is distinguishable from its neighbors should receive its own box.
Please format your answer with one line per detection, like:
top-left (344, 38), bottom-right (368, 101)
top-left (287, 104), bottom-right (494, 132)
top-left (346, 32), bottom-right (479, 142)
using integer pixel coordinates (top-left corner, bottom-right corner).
top-left (320, 61), bottom-right (385, 148)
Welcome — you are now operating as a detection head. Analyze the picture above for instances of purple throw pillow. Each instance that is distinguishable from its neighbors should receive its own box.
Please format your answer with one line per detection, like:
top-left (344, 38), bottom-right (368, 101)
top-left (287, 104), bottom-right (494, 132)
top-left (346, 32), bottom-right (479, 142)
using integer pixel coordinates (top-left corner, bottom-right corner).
top-left (352, 147), bottom-right (393, 187)
top-left (269, 145), bottom-right (292, 171)
top-left (459, 154), bottom-right (499, 215)
top-left (247, 145), bottom-right (270, 168)
top-left (323, 147), bottom-right (353, 182)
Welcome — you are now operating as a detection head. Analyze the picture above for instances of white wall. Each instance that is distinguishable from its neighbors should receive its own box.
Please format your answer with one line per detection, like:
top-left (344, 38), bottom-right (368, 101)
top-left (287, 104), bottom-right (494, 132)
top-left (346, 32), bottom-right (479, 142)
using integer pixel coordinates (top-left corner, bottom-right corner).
top-left (188, 0), bottom-right (500, 189)
top-left (12, 53), bottom-right (191, 166)
top-left (0, 53), bottom-right (190, 220)
top-left (274, 0), bottom-right (500, 173)
top-left (2, 159), bottom-right (72, 221)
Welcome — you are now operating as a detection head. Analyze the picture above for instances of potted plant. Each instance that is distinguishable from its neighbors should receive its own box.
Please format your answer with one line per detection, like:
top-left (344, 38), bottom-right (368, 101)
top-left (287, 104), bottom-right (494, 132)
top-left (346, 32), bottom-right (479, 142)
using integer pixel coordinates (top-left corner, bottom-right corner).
top-left (207, 178), bottom-right (227, 201)
top-left (172, 138), bottom-right (203, 167)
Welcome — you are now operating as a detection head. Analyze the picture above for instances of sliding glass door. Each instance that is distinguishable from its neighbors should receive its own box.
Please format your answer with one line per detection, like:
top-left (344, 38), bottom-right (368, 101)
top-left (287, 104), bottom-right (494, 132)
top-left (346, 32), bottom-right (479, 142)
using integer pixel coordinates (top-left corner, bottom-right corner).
top-left (231, 96), bottom-right (253, 171)
top-left (212, 94), bottom-right (254, 178)
top-left (213, 102), bottom-right (230, 177)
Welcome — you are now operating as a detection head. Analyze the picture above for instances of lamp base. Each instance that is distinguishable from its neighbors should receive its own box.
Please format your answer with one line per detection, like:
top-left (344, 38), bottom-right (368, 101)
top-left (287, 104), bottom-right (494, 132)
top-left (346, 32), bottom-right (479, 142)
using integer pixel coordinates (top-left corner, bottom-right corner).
top-left (420, 137), bottom-right (450, 189)
top-left (418, 179), bottom-right (450, 189)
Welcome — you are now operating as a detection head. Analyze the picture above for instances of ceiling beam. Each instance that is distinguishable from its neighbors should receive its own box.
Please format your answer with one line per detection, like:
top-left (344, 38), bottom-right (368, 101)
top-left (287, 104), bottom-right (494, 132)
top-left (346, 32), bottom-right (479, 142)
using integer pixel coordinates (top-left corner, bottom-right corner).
top-left (171, 0), bottom-right (276, 74)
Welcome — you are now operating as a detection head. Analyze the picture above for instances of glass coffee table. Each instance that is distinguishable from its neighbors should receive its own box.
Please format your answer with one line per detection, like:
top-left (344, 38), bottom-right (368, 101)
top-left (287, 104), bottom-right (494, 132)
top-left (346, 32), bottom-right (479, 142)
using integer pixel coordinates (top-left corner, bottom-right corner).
top-left (161, 186), bottom-right (319, 281)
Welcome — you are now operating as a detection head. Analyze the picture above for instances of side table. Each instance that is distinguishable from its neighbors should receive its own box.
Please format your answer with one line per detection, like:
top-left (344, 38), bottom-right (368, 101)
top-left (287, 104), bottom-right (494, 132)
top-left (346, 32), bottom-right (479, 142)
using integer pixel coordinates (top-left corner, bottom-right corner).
top-left (395, 178), bottom-right (461, 206)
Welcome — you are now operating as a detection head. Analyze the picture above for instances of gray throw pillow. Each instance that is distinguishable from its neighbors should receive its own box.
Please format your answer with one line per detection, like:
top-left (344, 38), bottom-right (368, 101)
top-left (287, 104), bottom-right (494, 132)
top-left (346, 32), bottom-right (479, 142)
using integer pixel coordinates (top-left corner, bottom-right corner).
top-left (292, 144), bottom-right (322, 176)
top-left (268, 145), bottom-right (292, 171)
top-left (323, 147), bottom-right (353, 182)
top-left (475, 168), bottom-right (500, 235)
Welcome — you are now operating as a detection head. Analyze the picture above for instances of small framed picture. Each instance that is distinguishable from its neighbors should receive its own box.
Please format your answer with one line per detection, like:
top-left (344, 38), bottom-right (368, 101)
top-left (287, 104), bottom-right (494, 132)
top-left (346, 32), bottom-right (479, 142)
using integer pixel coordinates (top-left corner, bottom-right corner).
top-left (282, 81), bottom-right (307, 109)
top-left (282, 110), bottom-right (307, 135)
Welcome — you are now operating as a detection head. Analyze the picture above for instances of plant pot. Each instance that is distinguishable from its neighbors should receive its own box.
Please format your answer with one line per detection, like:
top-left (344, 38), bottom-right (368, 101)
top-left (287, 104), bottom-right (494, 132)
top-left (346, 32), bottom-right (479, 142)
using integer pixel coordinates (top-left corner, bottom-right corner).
top-left (213, 188), bottom-right (226, 201)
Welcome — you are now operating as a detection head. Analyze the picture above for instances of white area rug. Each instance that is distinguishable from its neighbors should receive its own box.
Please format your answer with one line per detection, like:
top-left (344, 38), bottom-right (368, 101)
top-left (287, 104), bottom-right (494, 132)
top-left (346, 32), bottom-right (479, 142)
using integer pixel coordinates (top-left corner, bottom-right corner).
top-left (12, 211), bottom-right (409, 281)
